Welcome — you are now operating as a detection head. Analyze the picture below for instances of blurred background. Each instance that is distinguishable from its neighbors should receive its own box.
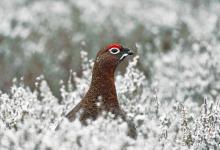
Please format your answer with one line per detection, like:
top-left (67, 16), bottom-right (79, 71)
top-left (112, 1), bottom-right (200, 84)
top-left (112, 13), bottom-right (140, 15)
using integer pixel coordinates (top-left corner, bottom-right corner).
top-left (1, 0), bottom-right (220, 100)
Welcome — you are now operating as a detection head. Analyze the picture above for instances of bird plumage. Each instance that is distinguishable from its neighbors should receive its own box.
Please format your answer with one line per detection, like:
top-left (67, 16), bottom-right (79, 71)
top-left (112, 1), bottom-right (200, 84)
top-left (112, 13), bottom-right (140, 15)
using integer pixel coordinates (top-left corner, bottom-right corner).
top-left (66, 43), bottom-right (137, 139)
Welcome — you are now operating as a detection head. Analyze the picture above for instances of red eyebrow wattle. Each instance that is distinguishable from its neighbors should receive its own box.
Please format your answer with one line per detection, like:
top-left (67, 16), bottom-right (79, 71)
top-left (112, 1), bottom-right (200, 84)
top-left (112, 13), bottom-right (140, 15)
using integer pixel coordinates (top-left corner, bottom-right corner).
top-left (107, 43), bottom-right (122, 50)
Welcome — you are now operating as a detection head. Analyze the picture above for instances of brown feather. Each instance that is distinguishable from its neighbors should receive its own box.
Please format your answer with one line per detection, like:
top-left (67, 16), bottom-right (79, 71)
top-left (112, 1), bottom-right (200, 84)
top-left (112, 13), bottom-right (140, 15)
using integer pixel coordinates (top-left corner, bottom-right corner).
top-left (66, 44), bottom-right (137, 139)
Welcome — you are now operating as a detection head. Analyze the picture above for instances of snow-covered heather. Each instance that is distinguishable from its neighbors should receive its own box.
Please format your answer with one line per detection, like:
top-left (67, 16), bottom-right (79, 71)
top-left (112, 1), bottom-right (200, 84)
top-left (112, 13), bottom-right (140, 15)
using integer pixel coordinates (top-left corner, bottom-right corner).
top-left (1, 0), bottom-right (220, 149)
top-left (0, 51), bottom-right (220, 150)
top-left (153, 40), bottom-right (220, 103)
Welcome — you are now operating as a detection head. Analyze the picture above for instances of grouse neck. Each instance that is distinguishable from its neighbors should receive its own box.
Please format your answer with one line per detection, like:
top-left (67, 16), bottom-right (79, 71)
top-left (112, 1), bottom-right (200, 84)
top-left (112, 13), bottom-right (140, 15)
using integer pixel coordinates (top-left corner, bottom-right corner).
top-left (91, 62), bottom-right (116, 86)
top-left (89, 63), bottom-right (119, 108)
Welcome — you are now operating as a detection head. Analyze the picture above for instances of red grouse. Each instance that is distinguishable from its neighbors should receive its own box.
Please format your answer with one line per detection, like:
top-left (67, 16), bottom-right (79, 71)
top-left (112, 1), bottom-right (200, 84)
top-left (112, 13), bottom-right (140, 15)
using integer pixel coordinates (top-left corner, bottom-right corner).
top-left (66, 43), bottom-right (137, 138)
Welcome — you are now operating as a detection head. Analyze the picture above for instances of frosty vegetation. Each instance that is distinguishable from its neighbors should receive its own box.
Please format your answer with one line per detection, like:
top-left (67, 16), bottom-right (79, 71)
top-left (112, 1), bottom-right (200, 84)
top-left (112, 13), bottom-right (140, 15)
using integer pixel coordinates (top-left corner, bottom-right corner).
top-left (1, 51), bottom-right (220, 150)
top-left (1, 0), bottom-right (220, 149)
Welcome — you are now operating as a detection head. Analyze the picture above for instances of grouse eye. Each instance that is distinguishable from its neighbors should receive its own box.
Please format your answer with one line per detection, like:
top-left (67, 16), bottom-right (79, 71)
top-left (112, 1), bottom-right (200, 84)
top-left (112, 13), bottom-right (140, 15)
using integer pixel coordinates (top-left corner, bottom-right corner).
top-left (109, 48), bottom-right (120, 54)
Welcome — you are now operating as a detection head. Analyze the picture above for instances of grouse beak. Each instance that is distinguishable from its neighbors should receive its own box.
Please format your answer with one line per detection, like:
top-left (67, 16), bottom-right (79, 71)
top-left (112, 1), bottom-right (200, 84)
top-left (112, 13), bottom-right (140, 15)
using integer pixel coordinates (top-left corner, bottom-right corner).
top-left (124, 48), bottom-right (134, 55)
top-left (119, 48), bottom-right (134, 61)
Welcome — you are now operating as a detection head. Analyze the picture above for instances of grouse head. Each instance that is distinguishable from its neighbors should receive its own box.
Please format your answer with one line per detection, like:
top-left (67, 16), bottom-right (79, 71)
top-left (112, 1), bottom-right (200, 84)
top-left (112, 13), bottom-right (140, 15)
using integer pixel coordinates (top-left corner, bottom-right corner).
top-left (95, 43), bottom-right (134, 73)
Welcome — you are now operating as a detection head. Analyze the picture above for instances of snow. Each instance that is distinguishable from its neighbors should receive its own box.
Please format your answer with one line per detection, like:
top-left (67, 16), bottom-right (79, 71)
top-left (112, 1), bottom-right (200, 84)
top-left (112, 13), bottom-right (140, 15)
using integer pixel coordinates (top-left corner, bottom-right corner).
top-left (0, 53), bottom-right (220, 149)
top-left (1, 0), bottom-right (220, 149)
